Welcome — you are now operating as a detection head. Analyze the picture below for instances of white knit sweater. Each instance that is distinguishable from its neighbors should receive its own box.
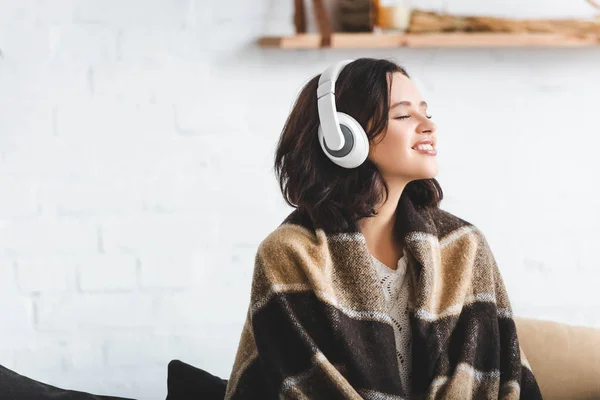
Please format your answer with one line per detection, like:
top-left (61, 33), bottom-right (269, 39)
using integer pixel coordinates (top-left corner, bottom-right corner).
top-left (371, 250), bottom-right (412, 397)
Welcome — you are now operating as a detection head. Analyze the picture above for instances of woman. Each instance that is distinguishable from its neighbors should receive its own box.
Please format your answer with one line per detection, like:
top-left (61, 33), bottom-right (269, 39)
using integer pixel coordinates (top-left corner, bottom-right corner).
top-left (225, 58), bottom-right (542, 399)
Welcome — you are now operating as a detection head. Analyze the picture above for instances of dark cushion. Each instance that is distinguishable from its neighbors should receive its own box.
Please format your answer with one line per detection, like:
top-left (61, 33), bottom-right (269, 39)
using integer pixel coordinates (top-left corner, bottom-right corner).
top-left (166, 360), bottom-right (227, 400)
top-left (0, 364), bottom-right (133, 400)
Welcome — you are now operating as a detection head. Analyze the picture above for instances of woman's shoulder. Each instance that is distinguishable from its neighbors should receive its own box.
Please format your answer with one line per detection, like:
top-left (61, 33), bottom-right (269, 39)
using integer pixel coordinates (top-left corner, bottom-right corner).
top-left (430, 207), bottom-right (488, 242)
top-left (257, 210), bottom-right (326, 264)
top-left (251, 211), bottom-right (331, 287)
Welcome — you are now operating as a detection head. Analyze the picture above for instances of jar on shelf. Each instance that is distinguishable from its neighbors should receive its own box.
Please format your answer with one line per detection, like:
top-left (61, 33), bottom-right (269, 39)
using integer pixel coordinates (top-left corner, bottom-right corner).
top-left (374, 0), bottom-right (413, 32)
top-left (338, 0), bottom-right (375, 32)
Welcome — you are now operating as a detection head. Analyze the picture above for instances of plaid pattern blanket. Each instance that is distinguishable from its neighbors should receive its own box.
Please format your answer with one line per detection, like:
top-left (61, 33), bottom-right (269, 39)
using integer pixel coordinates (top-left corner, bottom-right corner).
top-left (225, 194), bottom-right (542, 399)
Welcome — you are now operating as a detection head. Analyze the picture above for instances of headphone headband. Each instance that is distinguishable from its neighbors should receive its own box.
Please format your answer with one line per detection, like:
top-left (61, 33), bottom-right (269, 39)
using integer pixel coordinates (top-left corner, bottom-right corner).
top-left (317, 59), bottom-right (353, 98)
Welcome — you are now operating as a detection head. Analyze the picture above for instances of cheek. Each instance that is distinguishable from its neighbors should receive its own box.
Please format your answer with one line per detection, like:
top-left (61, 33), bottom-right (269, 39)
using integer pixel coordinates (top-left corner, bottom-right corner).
top-left (379, 130), bottom-right (412, 155)
top-left (370, 133), bottom-right (413, 167)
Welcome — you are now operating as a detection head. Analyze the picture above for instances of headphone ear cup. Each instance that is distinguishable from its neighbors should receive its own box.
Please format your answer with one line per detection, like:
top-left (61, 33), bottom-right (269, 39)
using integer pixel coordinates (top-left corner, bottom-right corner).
top-left (318, 112), bottom-right (369, 169)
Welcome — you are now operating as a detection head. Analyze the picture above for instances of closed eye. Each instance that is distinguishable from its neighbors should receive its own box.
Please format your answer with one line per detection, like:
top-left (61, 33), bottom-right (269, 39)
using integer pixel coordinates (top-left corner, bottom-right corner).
top-left (394, 115), bottom-right (433, 120)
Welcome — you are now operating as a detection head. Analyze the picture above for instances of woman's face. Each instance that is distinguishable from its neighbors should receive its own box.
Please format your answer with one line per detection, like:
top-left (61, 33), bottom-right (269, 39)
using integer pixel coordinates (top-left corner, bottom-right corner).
top-left (368, 72), bottom-right (438, 182)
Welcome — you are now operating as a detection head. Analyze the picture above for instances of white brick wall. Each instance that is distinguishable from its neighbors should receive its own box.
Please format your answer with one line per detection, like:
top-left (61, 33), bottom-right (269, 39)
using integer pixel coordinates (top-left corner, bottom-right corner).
top-left (1, 0), bottom-right (599, 398)
top-left (77, 255), bottom-right (138, 292)
top-left (16, 257), bottom-right (76, 293)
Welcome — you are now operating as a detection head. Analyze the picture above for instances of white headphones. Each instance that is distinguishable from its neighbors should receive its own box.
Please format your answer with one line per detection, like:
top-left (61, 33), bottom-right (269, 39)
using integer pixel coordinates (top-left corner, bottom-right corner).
top-left (317, 60), bottom-right (369, 169)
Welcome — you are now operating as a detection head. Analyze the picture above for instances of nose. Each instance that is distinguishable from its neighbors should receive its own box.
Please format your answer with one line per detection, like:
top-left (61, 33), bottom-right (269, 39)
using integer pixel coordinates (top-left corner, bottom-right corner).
top-left (418, 117), bottom-right (436, 135)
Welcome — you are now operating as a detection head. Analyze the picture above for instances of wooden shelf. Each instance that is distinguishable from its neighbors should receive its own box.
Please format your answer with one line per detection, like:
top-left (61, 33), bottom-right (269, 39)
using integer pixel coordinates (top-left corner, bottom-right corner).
top-left (259, 32), bottom-right (600, 49)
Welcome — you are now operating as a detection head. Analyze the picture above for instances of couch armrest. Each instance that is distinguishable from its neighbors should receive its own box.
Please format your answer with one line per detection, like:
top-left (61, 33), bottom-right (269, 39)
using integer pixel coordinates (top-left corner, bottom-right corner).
top-left (515, 317), bottom-right (600, 400)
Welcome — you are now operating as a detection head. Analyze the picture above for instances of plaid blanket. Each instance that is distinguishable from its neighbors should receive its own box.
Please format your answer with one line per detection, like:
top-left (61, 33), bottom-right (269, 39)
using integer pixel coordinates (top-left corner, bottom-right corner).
top-left (225, 194), bottom-right (542, 399)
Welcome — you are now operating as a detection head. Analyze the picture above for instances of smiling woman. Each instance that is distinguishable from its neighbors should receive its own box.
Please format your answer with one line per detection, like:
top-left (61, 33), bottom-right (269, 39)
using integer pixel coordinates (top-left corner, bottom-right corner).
top-left (224, 58), bottom-right (543, 400)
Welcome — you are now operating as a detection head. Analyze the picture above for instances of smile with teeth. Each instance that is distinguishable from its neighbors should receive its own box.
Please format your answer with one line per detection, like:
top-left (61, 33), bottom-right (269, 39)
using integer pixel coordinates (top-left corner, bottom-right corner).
top-left (414, 144), bottom-right (434, 151)
top-left (412, 143), bottom-right (437, 155)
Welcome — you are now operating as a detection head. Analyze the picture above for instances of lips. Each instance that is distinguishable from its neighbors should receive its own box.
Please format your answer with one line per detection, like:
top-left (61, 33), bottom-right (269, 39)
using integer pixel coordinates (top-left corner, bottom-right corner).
top-left (411, 138), bottom-right (437, 156)
top-left (411, 138), bottom-right (435, 150)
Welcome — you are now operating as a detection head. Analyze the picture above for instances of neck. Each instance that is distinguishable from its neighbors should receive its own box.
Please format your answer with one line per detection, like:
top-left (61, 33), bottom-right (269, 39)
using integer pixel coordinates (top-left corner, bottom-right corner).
top-left (358, 178), bottom-right (407, 244)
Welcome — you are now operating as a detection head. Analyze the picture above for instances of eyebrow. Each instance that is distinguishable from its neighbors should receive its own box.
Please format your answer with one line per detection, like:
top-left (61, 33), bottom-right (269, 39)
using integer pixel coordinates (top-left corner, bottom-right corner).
top-left (390, 101), bottom-right (428, 109)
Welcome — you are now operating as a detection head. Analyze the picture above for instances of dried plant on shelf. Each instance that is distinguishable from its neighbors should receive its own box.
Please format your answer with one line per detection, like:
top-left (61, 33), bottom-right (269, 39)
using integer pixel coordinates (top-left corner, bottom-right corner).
top-left (408, 10), bottom-right (600, 36)
top-left (407, 0), bottom-right (600, 35)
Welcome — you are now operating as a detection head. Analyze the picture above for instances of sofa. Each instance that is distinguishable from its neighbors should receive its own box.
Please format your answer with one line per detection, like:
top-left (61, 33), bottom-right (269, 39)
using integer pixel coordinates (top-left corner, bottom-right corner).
top-left (514, 317), bottom-right (600, 400)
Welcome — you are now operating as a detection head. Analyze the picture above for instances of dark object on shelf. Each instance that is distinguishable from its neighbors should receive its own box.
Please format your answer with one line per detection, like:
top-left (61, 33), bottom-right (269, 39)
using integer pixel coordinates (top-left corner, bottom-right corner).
top-left (338, 0), bottom-right (375, 32)
top-left (166, 360), bottom-right (227, 400)
top-left (292, 0), bottom-right (372, 47)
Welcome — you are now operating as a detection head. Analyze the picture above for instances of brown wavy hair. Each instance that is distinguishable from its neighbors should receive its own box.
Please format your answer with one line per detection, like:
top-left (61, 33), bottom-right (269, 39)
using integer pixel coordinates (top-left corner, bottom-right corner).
top-left (274, 58), bottom-right (443, 232)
